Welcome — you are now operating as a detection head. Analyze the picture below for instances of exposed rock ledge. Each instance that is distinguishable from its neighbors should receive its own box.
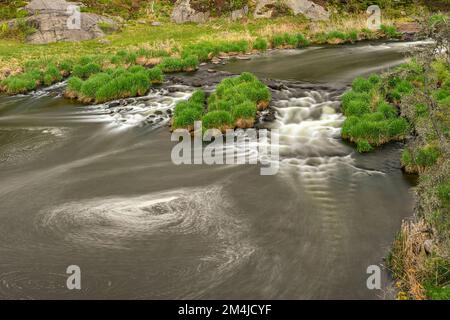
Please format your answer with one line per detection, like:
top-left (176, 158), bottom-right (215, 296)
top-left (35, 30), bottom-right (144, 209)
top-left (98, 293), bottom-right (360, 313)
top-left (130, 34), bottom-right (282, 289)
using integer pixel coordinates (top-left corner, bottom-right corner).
top-left (11, 0), bottom-right (118, 44)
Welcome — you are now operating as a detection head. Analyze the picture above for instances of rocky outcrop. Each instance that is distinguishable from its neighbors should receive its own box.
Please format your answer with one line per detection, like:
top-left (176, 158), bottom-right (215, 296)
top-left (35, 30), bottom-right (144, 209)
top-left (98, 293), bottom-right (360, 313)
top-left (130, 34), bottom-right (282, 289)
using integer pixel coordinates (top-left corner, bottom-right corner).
top-left (171, 0), bottom-right (210, 24)
top-left (231, 5), bottom-right (249, 21)
top-left (18, 0), bottom-right (118, 44)
top-left (254, 0), bottom-right (329, 21)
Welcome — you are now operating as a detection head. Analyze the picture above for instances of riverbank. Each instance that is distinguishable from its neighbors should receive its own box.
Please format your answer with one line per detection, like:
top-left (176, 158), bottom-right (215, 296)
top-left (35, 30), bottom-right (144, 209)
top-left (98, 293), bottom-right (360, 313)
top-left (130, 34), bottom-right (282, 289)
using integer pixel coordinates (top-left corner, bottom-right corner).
top-left (338, 15), bottom-right (449, 300)
top-left (0, 13), bottom-right (416, 98)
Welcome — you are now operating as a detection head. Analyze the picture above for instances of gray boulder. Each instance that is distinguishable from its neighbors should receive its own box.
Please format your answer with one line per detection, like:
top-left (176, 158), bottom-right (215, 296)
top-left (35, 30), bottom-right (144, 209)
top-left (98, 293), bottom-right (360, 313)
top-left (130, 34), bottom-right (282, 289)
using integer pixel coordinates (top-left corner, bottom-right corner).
top-left (25, 0), bottom-right (83, 14)
top-left (254, 0), bottom-right (329, 21)
top-left (231, 6), bottom-right (249, 21)
top-left (21, 0), bottom-right (118, 44)
top-left (171, 0), bottom-right (210, 24)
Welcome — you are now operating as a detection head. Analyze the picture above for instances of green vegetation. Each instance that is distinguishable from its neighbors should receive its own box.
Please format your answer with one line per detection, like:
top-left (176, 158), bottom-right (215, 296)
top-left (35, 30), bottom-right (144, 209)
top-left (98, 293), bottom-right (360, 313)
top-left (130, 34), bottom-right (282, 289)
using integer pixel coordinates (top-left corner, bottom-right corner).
top-left (341, 74), bottom-right (410, 151)
top-left (172, 72), bottom-right (270, 132)
top-left (0, 18), bottom-right (36, 41)
top-left (202, 110), bottom-right (234, 130)
top-left (160, 55), bottom-right (199, 73)
top-left (380, 24), bottom-right (401, 38)
top-left (65, 66), bottom-right (163, 103)
top-left (271, 33), bottom-right (310, 48)
top-left (376, 14), bottom-right (450, 300)
top-left (253, 37), bottom-right (268, 51)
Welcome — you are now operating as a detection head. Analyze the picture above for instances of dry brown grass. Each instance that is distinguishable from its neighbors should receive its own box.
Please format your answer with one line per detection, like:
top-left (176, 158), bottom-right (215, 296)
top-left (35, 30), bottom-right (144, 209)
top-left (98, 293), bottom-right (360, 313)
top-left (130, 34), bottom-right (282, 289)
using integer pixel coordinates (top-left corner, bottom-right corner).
top-left (257, 22), bottom-right (307, 38)
top-left (389, 219), bottom-right (432, 300)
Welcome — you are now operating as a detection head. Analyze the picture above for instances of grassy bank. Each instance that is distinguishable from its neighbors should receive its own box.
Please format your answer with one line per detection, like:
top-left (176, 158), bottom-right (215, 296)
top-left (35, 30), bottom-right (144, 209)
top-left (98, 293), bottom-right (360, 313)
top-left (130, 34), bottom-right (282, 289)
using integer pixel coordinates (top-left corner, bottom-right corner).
top-left (0, 13), bottom-right (407, 101)
top-left (341, 14), bottom-right (449, 300)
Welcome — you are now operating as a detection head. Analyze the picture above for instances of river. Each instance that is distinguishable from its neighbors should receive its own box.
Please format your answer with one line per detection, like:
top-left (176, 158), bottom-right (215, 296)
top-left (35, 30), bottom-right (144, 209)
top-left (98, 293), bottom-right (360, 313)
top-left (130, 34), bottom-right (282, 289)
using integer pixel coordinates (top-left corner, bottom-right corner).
top-left (0, 41), bottom-right (421, 299)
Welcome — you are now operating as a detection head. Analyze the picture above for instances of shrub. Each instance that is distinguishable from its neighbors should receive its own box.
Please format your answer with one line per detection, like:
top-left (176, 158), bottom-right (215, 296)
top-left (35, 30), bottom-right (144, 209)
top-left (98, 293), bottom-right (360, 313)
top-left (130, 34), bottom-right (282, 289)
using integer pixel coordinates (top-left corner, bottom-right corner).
top-left (202, 111), bottom-right (234, 130)
top-left (253, 37), bottom-right (268, 51)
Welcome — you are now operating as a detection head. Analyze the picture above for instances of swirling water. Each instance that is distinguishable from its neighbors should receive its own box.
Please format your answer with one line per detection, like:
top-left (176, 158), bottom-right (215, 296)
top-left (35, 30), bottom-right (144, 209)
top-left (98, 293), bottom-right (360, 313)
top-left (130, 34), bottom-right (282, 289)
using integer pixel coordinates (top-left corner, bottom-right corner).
top-left (0, 42), bottom-right (419, 299)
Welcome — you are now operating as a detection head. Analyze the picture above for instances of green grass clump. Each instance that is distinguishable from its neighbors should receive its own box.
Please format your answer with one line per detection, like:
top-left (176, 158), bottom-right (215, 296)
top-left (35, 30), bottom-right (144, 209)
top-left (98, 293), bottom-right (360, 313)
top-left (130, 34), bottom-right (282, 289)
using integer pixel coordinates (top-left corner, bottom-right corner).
top-left (437, 180), bottom-right (450, 207)
top-left (401, 145), bottom-right (441, 172)
top-left (356, 140), bottom-right (373, 153)
top-left (80, 73), bottom-right (112, 102)
top-left (72, 63), bottom-right (102, 79)
top-left (172, 90), bottom-right (206, 129)
top-left (189, 90), bottom-right (206, 104)
top-left (66, 67), bottom-right (158, 103)
top-left (210, 72), bottom-right (271, 108)
top-left (173, 108), bottom-right (203, 129)
top-left (377, 101), bottom-right (398, 118)
top-left (65, 76), bottom-right (83, 98)
top-left (253, 37), bottom-right (268, 51)
top-left (159, 56), bottom-right (199, 73)
top-left (352, 76), bottom-right (375, 93)
top-left (146, 67), bottom-right (164, 84)
top-left (272, 33), bottom-right (309, 48)
top-left (231, 101), bottom-right (257, 120)
top-left (43, 64), bottom-right (63, 86)
top-left (95, 71), bottom-right (150, 103)
top-left (202, 110), bottom-right (234, 130)
top-left (0, 72), bottom-right (40, 94)
top-left (380, 24), bottom-right (400, 38)
top-left (341, 73), bottom-right (411, 152)
top-left (415, 145), bottom-right (441, 167)
top-left (171, 72), bottom-right (269, 131)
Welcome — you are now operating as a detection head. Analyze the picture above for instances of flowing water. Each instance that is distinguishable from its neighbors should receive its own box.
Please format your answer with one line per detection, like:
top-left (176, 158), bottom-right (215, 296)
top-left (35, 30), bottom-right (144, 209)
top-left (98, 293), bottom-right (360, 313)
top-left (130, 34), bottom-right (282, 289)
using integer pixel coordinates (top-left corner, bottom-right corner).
top-left (0, 41), bottom-right (421, 299)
